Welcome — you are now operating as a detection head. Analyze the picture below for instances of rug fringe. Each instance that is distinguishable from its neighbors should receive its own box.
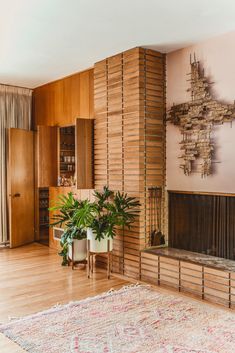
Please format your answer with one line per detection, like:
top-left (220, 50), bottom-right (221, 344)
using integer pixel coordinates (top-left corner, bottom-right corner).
top-left (0, 283), bottom-right (149, 326)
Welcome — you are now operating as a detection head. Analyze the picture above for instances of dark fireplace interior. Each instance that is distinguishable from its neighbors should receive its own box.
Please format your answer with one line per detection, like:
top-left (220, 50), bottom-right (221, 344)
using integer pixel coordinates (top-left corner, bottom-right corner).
top-left (169, 192), bottom-right (235, 260)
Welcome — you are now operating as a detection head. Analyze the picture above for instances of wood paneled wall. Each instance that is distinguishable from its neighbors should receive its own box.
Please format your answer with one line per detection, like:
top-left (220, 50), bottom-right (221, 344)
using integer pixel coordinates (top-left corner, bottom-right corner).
top-left (33, 69), bottom-right (94, 127)
top-left (94, 47), bottom-right (166, 278)
top-left (33, 68), bottom-right (94, 249)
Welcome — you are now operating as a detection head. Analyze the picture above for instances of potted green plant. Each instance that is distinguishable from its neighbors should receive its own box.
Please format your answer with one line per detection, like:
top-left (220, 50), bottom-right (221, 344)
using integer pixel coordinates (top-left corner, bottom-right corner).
top-left (73, 186), bottom-right (140, 253)
top-left (49, 193), bottom-right (87, 266)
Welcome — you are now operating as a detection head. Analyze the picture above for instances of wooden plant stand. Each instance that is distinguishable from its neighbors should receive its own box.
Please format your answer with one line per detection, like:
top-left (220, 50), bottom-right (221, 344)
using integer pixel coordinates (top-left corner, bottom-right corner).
top-left (68, 242), bottom-right (87, 270)
top-left (87, 239), bottom-right (112, 279)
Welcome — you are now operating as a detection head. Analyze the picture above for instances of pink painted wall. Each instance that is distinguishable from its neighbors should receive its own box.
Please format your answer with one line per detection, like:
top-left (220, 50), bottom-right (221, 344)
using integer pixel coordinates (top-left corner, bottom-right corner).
top-left (166, 31), bottom-right (235, 193)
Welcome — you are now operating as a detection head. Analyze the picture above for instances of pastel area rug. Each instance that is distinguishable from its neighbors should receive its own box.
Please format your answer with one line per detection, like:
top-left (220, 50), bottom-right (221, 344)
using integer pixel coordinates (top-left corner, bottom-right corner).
top-left (1, 285), bottom-right (235, 353)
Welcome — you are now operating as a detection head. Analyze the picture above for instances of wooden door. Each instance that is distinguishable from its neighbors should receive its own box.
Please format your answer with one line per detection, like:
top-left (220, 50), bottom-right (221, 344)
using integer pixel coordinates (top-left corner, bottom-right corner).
top-left (36, 126), bottom-right (58, 187)
top-left (8, 128), bottom-right (35, 248)
top-left (76, 118), bottom-right (94, 189)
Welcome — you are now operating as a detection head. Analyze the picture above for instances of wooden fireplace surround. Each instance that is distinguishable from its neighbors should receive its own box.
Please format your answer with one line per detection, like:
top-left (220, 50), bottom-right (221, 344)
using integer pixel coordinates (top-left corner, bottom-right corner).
top-left (140, 247), bottom-right (235, 309)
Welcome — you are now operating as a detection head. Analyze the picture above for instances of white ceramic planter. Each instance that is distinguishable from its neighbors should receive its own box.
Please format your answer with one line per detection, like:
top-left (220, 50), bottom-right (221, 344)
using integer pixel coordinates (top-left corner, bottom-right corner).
top-left (68, 239), bottom-right (87, 262)
top-left (87, 228), bottom-right (113, 253)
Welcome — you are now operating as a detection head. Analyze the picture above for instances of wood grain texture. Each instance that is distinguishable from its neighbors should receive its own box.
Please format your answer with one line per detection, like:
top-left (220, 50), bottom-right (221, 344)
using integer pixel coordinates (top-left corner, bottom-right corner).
top-left (140, 252), bottom-right (235, 309)
top-left (36, 126), bottom-right (58, 187)
top-left (94, 47), bottom-right (166, 278)
top-left (76, 119), bottom-right (94, 189)
top-left (0, 244), bottom-right (231, 352)
top-left (33, 69), bottom-right (94, 127)
top-left (8, 128), bottom-right (35, 248)
top-left (0, 243), bottom-right (129, 352)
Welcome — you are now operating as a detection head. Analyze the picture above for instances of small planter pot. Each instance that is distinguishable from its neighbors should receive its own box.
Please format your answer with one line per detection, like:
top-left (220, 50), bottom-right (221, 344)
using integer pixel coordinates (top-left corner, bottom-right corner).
top-left (87, 228), bottom-right (113, 253)
top-left (68, 239), bottom-right (87, 262)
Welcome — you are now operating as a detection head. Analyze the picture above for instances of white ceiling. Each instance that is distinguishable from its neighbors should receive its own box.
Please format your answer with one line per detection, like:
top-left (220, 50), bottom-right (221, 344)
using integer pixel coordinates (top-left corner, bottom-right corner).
top-left (1, 0), bottom-right (235, 88)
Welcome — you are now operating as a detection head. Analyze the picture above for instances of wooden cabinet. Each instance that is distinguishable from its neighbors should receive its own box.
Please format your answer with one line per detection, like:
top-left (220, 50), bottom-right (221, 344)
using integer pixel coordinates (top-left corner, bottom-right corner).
top-left (58, 120), bottom-right (94, 189)
top-left (58, 126), bottom-right (76, 185)
top-left (76, 118), bottom-right (93, 189)
top-left (36, 119), bottom-right (94, 189)
top-left (33, 69), bottom-right (94, 127)
top-left (63, 75), bottom-right (80, 122)
top-left (36, 126), bottom-right (58, 187)
top-left (33, 68), bottom-right (95, 248)
top-left (38, 187), bottom-right (49, 245)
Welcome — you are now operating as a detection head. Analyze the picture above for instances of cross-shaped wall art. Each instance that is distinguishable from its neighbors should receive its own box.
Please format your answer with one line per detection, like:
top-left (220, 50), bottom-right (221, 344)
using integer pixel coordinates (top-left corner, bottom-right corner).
top-left (168, 55), bottom-right (235, 177)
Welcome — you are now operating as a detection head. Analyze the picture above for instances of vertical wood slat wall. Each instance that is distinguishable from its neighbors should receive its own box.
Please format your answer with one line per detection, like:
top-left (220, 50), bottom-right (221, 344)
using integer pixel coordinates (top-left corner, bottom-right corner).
top-left (94, 47), bottom-right (166, 278)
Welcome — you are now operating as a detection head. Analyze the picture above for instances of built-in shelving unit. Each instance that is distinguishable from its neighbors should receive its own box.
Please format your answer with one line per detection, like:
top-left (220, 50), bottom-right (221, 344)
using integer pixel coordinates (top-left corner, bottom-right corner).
top-left (38, 187), bottom-right (49, 245)
top-left (36, 119), bottom-right (93, 190)
top-left (58, 126), bottom-right (76, 186)
top-left (34, 68), bottom-right (94, 250)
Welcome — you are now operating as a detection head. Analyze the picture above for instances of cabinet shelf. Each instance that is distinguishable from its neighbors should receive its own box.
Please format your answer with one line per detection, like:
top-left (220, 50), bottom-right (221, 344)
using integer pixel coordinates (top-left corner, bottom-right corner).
top-left (37, 119), bottom-right (93, 190)
top-left (58, 126), bottom-right (76, 186)
top-left (39, 223), bottom-right (49, 227)
top-left (60, 149), bottom-right (74, 152)
top-left (38, 187), bottom-right (49, 244)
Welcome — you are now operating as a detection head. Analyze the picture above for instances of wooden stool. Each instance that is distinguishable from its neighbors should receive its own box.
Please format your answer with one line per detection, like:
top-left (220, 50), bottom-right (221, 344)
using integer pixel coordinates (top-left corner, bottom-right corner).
top-left (87, 239), bottom-right (112, 279)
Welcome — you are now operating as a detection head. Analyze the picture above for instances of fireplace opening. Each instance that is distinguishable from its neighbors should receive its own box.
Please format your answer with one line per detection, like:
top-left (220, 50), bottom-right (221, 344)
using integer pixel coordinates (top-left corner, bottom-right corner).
top-left (169, 192), bottom-right (235, 260)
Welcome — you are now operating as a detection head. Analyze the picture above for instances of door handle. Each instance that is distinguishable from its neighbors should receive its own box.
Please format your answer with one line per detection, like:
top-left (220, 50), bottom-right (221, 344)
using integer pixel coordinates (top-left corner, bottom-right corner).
top-left (13, 193), bottom-right (21, 198)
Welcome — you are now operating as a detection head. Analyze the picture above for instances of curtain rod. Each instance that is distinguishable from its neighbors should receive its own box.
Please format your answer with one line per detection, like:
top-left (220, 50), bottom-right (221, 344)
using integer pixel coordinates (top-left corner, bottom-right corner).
top-left (0, 82), bottom-right (32, 91)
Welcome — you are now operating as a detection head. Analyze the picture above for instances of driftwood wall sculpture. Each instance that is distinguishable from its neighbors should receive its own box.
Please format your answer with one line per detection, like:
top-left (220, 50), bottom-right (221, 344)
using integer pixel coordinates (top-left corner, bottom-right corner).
top-left (168, 56), bottom-right (235, 177)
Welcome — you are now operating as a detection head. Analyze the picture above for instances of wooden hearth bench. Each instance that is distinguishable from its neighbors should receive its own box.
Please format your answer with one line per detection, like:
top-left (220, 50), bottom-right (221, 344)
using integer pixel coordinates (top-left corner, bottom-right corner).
top-left (140, 247), bottom-right (235, 309)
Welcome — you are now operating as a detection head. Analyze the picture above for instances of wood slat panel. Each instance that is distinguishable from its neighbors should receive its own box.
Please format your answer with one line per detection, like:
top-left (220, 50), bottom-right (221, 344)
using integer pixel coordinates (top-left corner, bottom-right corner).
top-left (140, 252), bottom-right (235, 309)
top-left (94, 48), bottom-right (165, 278)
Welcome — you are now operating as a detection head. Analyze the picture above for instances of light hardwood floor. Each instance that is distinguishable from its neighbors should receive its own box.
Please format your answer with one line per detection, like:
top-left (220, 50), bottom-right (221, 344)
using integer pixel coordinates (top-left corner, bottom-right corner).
top-left (0, 243), bottom-right (230, 353)
top-left (0, 243), bottom-right (130, 352)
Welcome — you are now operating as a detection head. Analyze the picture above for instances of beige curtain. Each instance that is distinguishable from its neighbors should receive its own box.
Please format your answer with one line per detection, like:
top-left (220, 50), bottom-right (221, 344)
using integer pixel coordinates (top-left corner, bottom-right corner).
top-left (0, 84), bottom-right (32, 244)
